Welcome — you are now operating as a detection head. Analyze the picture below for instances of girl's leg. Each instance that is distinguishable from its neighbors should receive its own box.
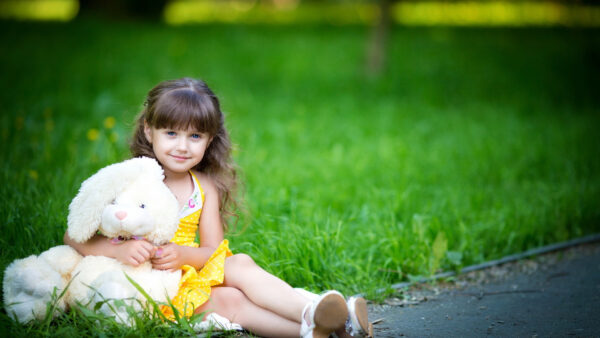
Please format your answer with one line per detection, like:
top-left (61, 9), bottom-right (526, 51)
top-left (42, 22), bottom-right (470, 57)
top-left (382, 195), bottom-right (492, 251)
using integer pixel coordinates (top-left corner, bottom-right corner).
top-left (196, 286), bottom-right (300, 338)
top-left (222, 253), bottom-right (311, 323)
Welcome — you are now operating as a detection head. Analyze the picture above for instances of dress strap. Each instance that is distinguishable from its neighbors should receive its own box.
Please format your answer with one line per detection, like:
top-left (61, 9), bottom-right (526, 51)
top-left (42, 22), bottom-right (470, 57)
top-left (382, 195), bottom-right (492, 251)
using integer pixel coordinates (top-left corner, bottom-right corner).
top-left (189, 171), bottom-right (205, 205)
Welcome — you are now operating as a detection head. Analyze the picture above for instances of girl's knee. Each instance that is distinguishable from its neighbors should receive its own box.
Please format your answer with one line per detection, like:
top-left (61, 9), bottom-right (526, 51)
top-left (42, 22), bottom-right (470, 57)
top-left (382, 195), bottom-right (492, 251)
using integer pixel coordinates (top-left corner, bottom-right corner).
top-left (224, 254), bottom-right (259, 287)
top-left (226, 253), bottom-right (255, 270)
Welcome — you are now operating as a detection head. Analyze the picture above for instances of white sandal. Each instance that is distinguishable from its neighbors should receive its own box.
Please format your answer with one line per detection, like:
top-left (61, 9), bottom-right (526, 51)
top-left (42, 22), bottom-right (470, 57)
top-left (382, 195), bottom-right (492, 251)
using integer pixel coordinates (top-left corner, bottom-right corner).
top-left (345, 296), bottom-right (371, 337)
top-left (300, 290), bottom-right (348, 338)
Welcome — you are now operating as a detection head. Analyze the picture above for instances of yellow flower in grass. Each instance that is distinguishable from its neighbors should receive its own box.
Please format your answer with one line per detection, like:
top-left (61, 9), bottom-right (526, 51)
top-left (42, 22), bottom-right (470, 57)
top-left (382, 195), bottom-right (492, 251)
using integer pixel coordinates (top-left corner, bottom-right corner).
top-left (28, 170), bottom-right (38, 180)
top-left (87, 128), bottom-right (99, 141)
top-left (104, 116), bottom-right (116, 129)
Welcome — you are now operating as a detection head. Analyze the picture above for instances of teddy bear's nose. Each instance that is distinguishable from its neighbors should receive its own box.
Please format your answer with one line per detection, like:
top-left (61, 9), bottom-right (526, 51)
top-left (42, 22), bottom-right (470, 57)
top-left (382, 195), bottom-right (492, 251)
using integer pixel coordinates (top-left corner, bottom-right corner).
top-left (115, 211), bottom-right (128, 220)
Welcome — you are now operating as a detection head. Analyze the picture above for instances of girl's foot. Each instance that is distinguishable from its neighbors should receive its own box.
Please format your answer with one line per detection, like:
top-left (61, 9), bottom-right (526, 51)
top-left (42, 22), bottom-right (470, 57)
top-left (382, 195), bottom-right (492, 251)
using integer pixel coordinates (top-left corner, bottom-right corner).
top-left (345, 296), bottom-right (371, 337)
top-left (300, 291), bottom-right (348, 338)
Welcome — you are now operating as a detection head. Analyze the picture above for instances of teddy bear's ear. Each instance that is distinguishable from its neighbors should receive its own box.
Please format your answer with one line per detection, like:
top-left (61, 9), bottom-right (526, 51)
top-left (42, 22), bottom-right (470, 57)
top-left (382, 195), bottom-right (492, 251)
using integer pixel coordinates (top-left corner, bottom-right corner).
top-left (67, 157), bottom-right (164, 243)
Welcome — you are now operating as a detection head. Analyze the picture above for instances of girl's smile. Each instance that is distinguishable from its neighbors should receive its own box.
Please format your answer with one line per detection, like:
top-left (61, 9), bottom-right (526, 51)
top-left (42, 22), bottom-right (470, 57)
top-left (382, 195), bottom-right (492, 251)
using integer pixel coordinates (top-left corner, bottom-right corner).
top-left (170, 154), bottom-right (190, 161)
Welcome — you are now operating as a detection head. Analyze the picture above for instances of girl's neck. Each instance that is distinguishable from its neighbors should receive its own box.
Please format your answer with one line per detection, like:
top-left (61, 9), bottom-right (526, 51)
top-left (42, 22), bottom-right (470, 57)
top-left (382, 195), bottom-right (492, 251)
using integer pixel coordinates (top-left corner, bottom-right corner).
top-left (163, 169), bottom-right (194, 208)
top-left (163, 168), bottom-right (190, 183)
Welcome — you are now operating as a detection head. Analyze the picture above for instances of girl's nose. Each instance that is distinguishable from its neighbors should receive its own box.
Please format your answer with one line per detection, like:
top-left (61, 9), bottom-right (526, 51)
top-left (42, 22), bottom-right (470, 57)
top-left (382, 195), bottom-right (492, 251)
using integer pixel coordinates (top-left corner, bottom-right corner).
top-left (176, 137), bottom-right (188, 150)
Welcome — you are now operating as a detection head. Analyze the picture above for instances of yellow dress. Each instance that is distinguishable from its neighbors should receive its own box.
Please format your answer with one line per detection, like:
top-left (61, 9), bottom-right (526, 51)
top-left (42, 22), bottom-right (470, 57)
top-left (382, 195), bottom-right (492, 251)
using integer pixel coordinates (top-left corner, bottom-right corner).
top-left (160, 171), bottom-right (232, 319)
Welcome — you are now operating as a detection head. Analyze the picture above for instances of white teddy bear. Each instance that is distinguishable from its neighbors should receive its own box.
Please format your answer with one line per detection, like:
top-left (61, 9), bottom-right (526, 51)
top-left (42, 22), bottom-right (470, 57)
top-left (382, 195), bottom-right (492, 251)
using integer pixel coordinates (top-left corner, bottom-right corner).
top-left (3, 157), bottom-right (181, 324)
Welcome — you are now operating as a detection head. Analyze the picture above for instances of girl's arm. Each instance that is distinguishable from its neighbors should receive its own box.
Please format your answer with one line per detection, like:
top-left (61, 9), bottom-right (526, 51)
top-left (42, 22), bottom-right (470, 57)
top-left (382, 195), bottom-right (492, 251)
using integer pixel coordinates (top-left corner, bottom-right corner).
top-left (151, 173), bottom-right (224, 271)
top-left (63, 232), bottom-right (156, 266)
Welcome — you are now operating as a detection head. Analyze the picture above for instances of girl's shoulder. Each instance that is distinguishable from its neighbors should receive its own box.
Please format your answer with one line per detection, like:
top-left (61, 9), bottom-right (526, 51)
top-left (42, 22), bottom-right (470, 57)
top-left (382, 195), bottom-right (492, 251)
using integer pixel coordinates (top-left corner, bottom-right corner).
top-left (191, 170), bottom-right (217, 195)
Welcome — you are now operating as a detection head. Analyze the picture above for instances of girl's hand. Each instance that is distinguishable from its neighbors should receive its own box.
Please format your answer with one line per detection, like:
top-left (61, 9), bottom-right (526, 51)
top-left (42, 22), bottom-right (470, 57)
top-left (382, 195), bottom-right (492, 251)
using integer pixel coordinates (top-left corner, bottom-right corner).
top-left (151, 243), bottom-right (185, 272)
top-left (112, 239), bottom-right (156, 267)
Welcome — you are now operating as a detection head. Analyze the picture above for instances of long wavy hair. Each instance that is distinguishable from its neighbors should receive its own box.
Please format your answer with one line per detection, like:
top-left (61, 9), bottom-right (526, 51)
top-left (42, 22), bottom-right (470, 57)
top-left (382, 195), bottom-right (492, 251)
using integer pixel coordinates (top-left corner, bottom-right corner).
top-left (130, 78), bottom-right (239, 229)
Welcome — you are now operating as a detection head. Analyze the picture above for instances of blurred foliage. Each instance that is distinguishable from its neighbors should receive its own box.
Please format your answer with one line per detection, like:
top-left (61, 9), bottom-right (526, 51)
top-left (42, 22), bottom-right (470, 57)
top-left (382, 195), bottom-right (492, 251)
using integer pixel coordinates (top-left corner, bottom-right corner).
top-left (0, 0), bottom-right (78, 21)
top-left (0, 0), bottom-right (599, 26)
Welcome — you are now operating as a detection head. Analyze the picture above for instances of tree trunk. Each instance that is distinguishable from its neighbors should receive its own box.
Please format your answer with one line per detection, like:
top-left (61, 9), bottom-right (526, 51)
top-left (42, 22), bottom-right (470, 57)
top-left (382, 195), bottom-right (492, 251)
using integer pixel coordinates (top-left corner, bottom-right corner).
top-left (365, 0), bottom-right (393, 77)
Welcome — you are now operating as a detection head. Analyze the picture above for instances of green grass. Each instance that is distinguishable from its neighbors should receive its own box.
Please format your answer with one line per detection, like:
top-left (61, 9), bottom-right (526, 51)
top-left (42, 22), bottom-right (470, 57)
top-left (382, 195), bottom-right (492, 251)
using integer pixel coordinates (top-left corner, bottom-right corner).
top-left (1, 18), bottom-right (599, 335)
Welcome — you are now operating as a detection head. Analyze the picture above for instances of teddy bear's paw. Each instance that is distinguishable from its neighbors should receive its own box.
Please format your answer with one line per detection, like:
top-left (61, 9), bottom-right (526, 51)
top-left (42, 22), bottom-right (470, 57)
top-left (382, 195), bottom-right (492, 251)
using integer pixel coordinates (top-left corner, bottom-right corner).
top-left (18, 260), bottom-right (64, 297)
top-left (91, 281), bottom-right (141, 326)
top-left (5, 292), bottom-right (49, 323)
top-left (3, 255), bottom-right (67, 323)
top-left (5, 289), bottom-right (67, 323)
top-left (94, 280), bottom-right (133, 304)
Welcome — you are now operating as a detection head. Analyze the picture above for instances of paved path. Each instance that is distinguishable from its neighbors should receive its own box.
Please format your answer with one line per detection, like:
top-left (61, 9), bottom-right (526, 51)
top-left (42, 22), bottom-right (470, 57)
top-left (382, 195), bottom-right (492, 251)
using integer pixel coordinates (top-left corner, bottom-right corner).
top-left (369, 243), bottom-right (600, 337)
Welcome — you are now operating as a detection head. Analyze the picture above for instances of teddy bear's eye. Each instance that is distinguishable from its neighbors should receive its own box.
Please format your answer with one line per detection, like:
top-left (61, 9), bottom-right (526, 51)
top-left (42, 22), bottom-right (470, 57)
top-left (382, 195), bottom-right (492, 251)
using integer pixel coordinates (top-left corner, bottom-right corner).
top-left (111, 199), bottom-right (116, 205)
top-left (140, 204), bottom-right (145, 209)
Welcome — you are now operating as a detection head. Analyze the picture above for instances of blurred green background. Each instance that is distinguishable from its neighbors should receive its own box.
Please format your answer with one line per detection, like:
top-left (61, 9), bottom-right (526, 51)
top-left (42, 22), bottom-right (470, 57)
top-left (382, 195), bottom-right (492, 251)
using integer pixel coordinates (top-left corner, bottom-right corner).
top-left (1, 0), bottom-right (600, 334)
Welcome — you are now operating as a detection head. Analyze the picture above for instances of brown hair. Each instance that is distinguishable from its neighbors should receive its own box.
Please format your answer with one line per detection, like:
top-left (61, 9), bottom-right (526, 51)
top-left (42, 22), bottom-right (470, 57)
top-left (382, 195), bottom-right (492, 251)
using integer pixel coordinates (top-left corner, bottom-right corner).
top-left (130, 78), bottom-right (239, 229)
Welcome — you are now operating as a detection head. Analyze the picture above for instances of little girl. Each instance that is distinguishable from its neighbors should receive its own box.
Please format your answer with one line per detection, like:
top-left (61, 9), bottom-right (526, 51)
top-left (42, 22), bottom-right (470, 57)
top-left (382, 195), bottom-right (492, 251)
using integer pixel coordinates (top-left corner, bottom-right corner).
top-left (64, 77), bottom-right (369, 338)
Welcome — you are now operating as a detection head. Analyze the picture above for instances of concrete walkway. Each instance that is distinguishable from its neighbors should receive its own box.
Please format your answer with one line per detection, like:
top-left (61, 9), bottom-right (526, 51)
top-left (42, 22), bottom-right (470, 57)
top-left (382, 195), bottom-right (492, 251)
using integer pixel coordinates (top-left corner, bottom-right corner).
top-left (369, 243), bottom-right (600, 337)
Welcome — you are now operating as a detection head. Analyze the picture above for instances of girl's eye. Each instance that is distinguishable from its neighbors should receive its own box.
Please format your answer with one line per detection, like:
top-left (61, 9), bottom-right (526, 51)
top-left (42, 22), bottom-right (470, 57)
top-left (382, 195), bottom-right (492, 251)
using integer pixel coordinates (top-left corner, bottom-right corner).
top-left (191, 133), bottom-right (201, 139)
top-left (166, 131), bottom-right (176, 136)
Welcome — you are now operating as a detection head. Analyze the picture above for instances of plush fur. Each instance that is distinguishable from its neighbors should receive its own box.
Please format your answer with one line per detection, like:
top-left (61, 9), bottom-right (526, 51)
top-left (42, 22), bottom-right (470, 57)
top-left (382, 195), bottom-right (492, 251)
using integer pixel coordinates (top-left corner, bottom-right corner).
top-left (3, 157), bottom-right (181, 324)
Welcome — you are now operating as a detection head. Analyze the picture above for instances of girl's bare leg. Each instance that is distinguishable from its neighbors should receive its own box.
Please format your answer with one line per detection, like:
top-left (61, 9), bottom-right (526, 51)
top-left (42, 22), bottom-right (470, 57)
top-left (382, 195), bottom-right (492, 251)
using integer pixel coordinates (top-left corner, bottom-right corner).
top-left (196, 286), bottom-right (300, 337)
top-left (222, 254), bottom-right (312, 323)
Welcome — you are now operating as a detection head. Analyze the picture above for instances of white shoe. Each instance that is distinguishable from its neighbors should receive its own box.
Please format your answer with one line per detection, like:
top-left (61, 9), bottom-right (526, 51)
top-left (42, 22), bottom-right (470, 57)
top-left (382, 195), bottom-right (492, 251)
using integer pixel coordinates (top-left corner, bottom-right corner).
top-left (345, 296), bottom-right (370, 337)
top-left (300, 290), bottom-right (348, 338)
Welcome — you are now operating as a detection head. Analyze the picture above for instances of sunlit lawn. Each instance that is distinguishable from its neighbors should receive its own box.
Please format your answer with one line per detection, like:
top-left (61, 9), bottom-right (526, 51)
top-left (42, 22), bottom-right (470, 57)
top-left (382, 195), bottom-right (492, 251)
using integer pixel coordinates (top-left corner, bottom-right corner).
top-left (1, 18), bottom-right (599, 335)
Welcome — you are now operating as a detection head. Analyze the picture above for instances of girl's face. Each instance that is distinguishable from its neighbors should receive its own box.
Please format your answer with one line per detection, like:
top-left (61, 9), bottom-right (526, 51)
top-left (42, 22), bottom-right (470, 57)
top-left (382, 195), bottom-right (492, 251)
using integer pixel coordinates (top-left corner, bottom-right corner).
top-left (144, 124), bottom-right (212, 176)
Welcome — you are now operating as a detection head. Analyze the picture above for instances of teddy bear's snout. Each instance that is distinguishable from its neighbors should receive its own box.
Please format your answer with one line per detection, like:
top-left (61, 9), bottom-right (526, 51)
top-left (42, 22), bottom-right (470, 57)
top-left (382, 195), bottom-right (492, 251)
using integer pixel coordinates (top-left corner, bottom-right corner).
top-left (115, 211), bottom-right (128, 220)
top-left (101, 204), bottom-right (156, 239)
